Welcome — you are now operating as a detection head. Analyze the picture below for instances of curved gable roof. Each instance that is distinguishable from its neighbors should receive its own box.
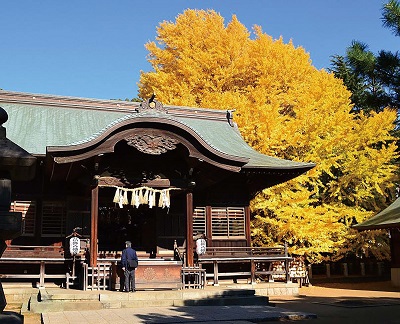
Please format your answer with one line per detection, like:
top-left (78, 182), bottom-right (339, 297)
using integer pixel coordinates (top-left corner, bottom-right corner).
top-left (0, 90), bottom-right (315, 173)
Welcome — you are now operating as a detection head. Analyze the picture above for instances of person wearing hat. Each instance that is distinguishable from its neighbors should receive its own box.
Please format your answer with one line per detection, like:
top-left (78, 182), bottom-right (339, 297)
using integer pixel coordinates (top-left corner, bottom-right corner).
top-left (121, 241), bottom-right (138, 292)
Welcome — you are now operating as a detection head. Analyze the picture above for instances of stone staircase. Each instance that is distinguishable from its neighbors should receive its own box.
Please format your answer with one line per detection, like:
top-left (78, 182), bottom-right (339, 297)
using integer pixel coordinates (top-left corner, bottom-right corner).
top-left (4, 281), bottom-right (299, 316)
top-left (3, 284), bottom-right (41, 323)
top-left (29, 287), bottom-right (270, 313)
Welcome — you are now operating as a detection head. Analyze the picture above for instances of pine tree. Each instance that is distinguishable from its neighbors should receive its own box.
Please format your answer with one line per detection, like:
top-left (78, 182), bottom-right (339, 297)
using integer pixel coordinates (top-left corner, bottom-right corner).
top-left (382, 0), bottom-right (400, 36)
top-left (330, 1), bottom-right (400, 120)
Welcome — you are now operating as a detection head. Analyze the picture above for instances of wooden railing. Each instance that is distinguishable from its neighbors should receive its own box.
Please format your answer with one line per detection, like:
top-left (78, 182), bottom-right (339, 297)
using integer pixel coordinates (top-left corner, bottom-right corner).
top-left (197, 245), bottom-right (292, 285)
top-left (0, 258), bottom-right (70, 287)
top-left (198, 246), bottom-right (288, 259)
top-left (181, 267), bottom-right (206, 289)
top-left (82, 262), bottom-right (110, 290)
top-left (0, 245), bottom-right (68, 287)
top-left (0, 244), bottom-right (306, 289)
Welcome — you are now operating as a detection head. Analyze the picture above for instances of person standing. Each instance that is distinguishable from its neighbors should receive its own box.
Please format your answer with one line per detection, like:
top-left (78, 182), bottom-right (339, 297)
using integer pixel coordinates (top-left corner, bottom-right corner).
top-left (121, 241), bottom-right (138, 292)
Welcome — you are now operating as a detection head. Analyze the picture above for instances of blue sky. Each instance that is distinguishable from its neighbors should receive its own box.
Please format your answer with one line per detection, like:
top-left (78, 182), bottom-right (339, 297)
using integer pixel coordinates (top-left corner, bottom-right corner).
top-left (0, 1), bottom-right (397, 100)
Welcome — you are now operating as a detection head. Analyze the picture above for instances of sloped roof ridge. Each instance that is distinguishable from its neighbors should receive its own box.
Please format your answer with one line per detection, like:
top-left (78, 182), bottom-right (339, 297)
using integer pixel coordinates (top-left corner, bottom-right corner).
top-left (0, 89), bottom-right (139, 111)
top-left (0, 90), bottom-right (229, 121)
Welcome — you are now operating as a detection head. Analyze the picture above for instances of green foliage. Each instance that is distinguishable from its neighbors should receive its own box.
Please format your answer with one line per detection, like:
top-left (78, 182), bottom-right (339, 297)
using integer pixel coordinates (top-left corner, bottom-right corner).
top-left (126, 98), bottom-right (142, 102)
top-left (382, 0), bottom-right (400, 36)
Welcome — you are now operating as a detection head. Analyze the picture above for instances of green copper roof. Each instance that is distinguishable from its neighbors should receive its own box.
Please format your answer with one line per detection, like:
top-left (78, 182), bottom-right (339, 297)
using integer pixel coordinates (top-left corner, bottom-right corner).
top-left (354, 198), bottom-right (400, 230)
top-left (0, 90), bottom-right (314, 171)
top-left (3, 102), bottom-right (129, 155)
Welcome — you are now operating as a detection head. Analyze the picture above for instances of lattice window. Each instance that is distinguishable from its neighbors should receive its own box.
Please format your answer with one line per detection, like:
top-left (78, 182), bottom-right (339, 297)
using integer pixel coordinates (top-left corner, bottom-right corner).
top-left (10, 201), bottom-right (36, 236)
top-left (211, 207), bottom-right (228, 238)
top-left (211, 207), bottom-right (245, 239)
top-left (41, 201), bottom-right (67, 237)
top-left (227, 207), bottom-right (246, 237)
top-left (193, 207), bottom-right (206, 235)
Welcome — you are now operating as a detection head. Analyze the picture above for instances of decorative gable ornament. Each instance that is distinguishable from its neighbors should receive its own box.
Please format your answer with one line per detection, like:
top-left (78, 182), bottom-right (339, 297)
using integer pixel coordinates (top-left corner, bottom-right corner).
top-left (125, 133), bottom-right (178, 155)
top-left (137, 96), bottom-right (166, 113)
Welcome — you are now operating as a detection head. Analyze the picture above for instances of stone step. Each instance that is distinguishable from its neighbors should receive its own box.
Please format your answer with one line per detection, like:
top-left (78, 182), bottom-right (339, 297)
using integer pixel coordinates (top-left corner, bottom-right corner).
top-left (102, 295), bottom-right (269, 308)
top-left (30, 295), bottom-right (269, 312)
top-left (21, 312), bottom-right (41, 324)
top-left (5, 282), bottom-right (299, 314)
top-left (176, 295), bottom-right (269, 306)
top-left (4, 287), bottom-right (38, 303)
top-left (4, 302), bottom-right (22, 312)
top-left (27, 286), bottom-right (271, 313)
top-left (40, 287), bottom-right (258, 302)
top-left (29, 298), bottom-right (104, 313)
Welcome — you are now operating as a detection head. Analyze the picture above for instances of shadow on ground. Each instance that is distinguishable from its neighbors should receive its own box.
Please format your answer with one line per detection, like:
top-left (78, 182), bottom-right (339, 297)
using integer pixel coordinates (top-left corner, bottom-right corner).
top-left (0, 311), bottom-right (23, 324)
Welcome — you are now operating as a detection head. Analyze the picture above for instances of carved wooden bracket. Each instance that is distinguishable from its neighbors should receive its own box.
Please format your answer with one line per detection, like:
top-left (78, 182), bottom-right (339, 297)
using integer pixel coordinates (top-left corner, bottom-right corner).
top-left (125, 132), bottom-right (178, 155)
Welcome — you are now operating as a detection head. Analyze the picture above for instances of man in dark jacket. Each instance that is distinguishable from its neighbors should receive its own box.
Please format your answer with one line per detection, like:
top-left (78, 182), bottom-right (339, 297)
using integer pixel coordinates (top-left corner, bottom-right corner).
top-left (121, 241), bottom-right (138, 292)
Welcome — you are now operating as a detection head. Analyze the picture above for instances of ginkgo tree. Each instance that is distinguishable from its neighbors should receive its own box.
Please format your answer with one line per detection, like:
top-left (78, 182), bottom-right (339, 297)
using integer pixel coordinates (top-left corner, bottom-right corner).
top-left (138, 9), bottom-right (399, 263)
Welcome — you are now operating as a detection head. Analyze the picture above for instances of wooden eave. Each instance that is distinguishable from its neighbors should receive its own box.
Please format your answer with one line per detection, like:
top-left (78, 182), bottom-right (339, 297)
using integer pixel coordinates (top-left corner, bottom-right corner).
top-left (354, 198), bottom-right (400, 231)
top-left (47, 118), bottom-right (248, 172)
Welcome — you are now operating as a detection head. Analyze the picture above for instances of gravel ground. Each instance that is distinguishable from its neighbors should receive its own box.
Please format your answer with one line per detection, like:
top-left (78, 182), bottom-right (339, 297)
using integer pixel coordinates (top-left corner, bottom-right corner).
top-left (269, 280), bottom-right (400, 323)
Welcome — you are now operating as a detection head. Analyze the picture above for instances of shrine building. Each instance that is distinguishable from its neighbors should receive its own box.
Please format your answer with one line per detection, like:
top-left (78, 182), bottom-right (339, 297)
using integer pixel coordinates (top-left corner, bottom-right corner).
top-left (0, 90), bottom-right (314, 289)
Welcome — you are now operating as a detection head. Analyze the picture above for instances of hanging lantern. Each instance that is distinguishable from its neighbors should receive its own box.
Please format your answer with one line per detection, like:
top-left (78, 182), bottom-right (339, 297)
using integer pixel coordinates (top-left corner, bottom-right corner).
top-left (196, 238), bottom-right (207, 255)
top-left (69, 236), bottom-right (81, 256)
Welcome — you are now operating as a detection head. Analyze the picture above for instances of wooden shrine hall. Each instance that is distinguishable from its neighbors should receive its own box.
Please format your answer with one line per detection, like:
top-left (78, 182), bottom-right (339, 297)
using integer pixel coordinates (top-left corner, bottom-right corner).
top-left (0, 90), bottom-right (314, 290)
top-left (354, 198), bottom-right (400, 287)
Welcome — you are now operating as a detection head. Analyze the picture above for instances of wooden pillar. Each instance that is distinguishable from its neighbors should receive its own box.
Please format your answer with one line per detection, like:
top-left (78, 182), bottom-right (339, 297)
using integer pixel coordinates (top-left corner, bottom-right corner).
top-left (39, 261), bottom-right (45, 287)
top-left (284, 243), bottom-right (290, 282)
top-left (245, 206), bottom-right (251, 246)
top-left (34, 199), bottom-right (43, 245)
top-left (390, 229), bottom-right (400, 268)
top-left (250, 259), bottom-right (256, 284)
top-left (90, 185), bottom-right (99, 267)
top-left (186, 192), bottom-right (194, 267)
top-left (213, 260), bottom-right (219, 286)
top-left (206, 206), bottom-right (212, 245)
